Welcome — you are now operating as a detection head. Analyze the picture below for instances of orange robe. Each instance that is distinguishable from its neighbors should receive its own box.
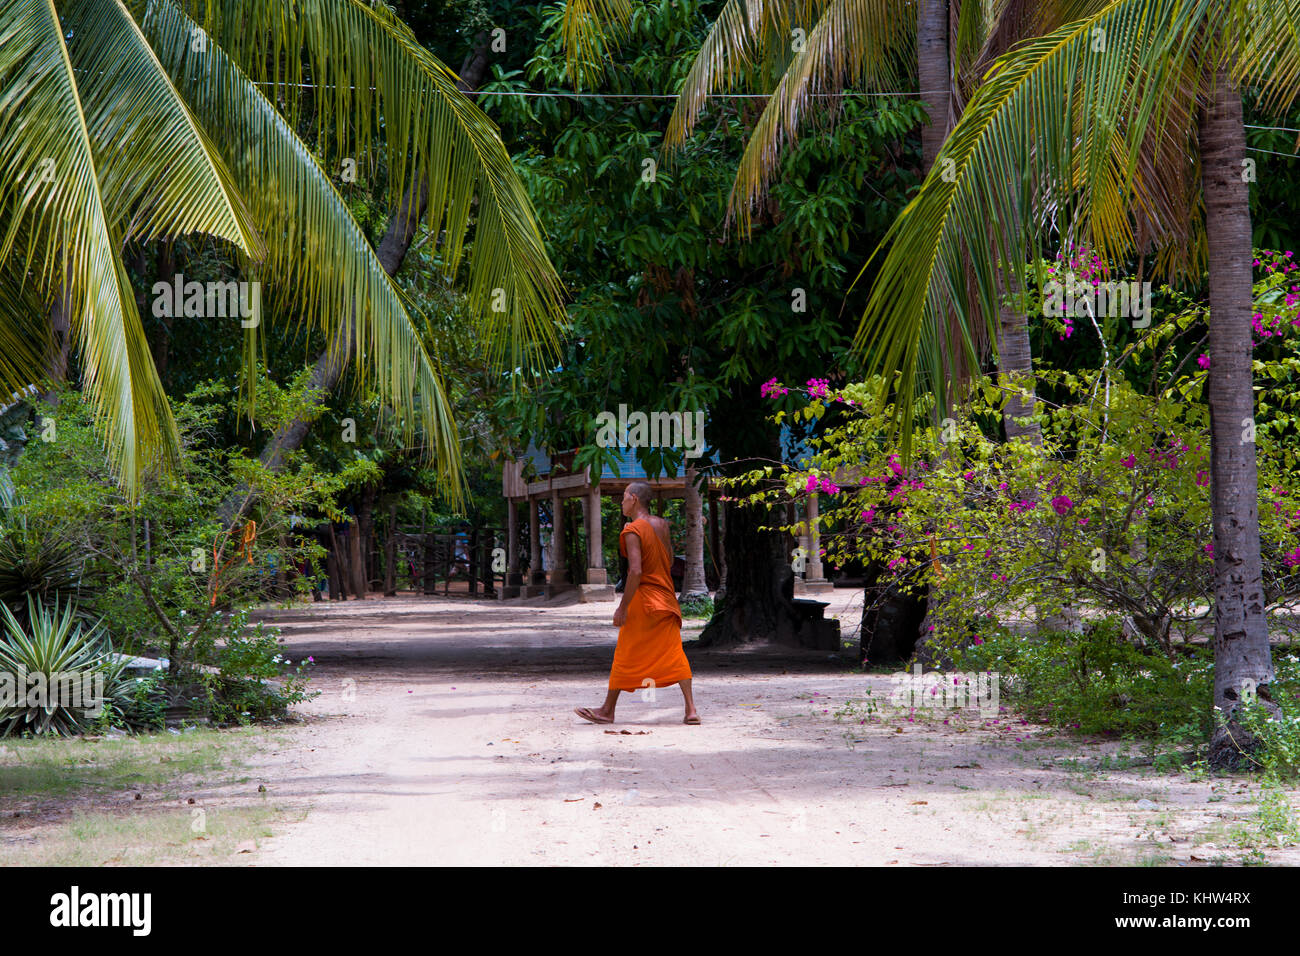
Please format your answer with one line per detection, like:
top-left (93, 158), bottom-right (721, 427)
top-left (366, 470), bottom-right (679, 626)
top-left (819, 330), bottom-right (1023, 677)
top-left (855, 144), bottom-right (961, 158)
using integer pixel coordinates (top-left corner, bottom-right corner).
top-left (609, 518), bottom-right (693, 692)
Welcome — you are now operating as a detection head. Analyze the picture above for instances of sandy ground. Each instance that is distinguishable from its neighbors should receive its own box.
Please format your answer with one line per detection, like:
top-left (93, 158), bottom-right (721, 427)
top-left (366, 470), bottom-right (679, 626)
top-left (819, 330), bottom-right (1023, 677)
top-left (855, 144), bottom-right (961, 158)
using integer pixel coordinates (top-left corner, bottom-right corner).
top-left (221, 591), bottom-right (1295, 867)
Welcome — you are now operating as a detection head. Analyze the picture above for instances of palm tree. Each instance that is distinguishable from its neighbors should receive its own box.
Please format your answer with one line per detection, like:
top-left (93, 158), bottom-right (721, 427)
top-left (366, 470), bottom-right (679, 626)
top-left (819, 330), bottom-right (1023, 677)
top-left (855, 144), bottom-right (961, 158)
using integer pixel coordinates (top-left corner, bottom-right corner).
top-left (0, 0), bottom-right (565, 496)
top-left (852, 0), bottom-right (1288, 766)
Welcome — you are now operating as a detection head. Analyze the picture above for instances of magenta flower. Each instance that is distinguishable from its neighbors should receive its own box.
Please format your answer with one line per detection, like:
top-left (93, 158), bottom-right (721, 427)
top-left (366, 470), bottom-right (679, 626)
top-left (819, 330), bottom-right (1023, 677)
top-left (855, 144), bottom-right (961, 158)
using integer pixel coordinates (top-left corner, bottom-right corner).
top-left (1196, 470), bottom-right (1209, 487)
top-left (1121, 454), bottom-right (1137, 469)
top-left (1050, 495), bottom-right (1074, 515)
top-left (1197, 353), bottom-right (1210, 370)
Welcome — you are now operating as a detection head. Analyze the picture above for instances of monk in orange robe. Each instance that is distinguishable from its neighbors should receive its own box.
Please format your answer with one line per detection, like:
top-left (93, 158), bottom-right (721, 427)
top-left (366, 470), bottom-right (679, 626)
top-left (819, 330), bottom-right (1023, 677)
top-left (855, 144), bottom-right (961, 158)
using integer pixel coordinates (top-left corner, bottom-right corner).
top-left (575, 481), bottom-right (700, 725)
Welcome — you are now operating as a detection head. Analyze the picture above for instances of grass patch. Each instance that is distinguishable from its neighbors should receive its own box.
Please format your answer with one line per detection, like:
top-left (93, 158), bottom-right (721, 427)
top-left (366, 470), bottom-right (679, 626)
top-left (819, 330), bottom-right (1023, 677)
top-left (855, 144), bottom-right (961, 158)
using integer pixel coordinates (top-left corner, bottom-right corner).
top-left (0, 726), bottom-right (281, 804)
top-left (0, 803), bottom-right (306, 866)
top-left (0, 725), bottom-right (296, 864)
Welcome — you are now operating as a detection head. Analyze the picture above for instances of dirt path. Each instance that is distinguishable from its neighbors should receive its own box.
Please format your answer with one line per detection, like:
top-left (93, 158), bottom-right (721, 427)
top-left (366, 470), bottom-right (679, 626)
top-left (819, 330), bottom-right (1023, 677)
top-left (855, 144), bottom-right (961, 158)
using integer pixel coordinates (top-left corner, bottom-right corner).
top-left (239, 593), bottom-right (1289, 866)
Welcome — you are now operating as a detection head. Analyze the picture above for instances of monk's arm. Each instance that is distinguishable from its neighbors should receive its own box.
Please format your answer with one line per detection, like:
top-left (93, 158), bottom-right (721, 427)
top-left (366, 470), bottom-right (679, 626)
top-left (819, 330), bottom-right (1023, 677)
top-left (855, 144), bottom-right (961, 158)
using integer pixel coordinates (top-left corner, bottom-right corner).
top-left (618, 533), bottom-right (643, 613)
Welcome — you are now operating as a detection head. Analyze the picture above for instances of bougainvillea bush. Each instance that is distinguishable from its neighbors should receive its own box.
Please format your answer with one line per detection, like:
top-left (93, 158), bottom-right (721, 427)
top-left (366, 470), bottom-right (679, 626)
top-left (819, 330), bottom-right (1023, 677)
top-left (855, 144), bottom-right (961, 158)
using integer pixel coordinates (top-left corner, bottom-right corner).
top-left (748, 250), bottom-right (1300, 663)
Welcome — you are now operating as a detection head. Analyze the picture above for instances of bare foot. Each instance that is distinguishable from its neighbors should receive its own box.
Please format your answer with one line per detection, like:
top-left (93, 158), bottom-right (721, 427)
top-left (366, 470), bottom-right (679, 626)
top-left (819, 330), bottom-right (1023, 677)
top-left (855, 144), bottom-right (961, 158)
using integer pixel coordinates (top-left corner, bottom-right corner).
top-left (575, 707), bottom-right (615, 724)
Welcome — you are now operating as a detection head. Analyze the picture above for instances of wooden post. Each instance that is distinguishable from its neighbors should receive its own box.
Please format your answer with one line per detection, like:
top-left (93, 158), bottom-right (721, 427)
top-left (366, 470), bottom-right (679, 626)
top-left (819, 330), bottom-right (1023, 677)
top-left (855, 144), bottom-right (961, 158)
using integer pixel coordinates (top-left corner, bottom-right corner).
top-left (469, 526), bottom-right (479, 595)
top-left (549, 491), bottom-right (567, 589)
top-left (504, 499), bottom-right (522, 597)
top-left (528, 496), bottom-right (543, 595)
top-left (586, 487), bottom-right (606, 584)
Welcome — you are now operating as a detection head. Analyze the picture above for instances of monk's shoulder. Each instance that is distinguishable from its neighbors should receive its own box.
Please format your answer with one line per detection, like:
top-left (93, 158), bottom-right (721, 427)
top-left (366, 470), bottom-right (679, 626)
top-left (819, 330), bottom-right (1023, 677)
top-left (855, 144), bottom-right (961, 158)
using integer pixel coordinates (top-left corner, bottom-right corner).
top-left (645, 515), bottom-right (670, 535)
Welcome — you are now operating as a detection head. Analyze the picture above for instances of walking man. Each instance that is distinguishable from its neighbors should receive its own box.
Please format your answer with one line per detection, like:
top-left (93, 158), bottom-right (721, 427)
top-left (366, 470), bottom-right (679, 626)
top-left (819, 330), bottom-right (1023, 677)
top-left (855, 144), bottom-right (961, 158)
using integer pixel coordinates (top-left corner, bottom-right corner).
top-left (575, 481), bottom-right (700, 724)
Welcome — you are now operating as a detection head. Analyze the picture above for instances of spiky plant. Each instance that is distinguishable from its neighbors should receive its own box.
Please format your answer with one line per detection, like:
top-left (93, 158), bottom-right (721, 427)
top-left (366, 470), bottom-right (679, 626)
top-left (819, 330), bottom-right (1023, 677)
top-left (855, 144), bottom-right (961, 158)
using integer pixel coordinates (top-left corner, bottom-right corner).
top-left (0, 528), bottom-right (89, 631)
top-left (0, 596), bottom-right (124, 736)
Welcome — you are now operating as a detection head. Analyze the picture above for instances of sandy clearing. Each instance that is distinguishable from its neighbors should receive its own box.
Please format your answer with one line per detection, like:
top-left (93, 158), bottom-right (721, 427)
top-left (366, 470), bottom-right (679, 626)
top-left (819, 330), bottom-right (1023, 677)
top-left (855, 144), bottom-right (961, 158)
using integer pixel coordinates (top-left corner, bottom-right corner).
top-left (230, 592), bottom-right (1292, 867)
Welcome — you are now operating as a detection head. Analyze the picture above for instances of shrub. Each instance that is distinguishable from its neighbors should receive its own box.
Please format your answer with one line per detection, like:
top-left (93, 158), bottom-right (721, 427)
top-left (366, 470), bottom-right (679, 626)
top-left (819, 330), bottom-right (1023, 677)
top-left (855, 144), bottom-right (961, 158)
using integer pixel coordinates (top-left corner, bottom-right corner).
top-left (954, 617), bottom-right (1215, 739)
top-left (0, 597), bottom-right (128, 737)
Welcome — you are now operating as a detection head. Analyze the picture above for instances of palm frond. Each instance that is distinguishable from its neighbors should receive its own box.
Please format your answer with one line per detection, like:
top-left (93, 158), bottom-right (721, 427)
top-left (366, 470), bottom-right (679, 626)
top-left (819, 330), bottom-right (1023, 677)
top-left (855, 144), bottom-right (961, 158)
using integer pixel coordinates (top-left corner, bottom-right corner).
top-left (140, 0), bottom-right (464, 498)
top-left (720, 0), bottom-right (914, 233)
top-left (663, 0), bottom-right (828, 150)
top-left (561, 0), bottom-right (635, 90)
top-left (0, 0), bottom-right (178, 491)
top-left (62, 0), bottom-right (265, 253)
top-left (188, 0), bottom-right (566, 379)
top-left (851, 0), bottom-right (1215, 454)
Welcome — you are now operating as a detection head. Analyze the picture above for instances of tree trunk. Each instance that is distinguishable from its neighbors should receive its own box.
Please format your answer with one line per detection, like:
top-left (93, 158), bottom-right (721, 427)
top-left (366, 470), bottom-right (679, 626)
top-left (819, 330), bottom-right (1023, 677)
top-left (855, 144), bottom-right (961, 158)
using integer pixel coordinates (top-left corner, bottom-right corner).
top-left (997, 295), bottom-right (1042, 444)
top-left (681, 465), bottom-right (708, 599)
top-left (359, 486), bottom-right (376, 590)
top-left (41, 285), bottom-right (73, 406)
top-left (384, 502), bottom-right (398, 596)
top-left (1199, 68), bottom-right (1277, 770)
top-left (917, 0), bottom-right (951, 175)
top-left (698, 499), bottom-right (805, 648)
top-left (349, 517), bottom-right (366, 599)
top-left (326, 524), bottom-right (346, 600)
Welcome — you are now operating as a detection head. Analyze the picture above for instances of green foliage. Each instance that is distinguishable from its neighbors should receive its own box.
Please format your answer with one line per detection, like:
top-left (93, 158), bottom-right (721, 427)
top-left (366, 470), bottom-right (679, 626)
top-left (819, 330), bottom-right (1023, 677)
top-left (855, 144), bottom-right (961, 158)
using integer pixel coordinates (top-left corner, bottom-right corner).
top-left (0, 525), bottom-right (94, 631)
top-left (955, 618), bottom-right (1214, 739)
top-left (0, 378), bottom-right (346, 728)
top-left (678, 594), bottom-right (713, 619)
top-left (97, 670), bottom-right (168, 735)
top-left (192, 610), bottom-right (317, 727)
top-left (0, 597), bottom-right (128, 738)
top-left (480, 0), bottom-right (920, 468)
top-left (728, 249), bottom-right (1300, 755)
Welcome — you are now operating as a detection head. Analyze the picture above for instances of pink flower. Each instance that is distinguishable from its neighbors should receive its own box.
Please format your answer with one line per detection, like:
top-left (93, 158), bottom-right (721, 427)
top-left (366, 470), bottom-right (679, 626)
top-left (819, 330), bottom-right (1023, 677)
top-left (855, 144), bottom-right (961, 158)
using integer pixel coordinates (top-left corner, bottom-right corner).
top-left (1196, 470), bottom-right (1209, 487)
top-left (861, 508), bottom-right (876, 524)
top-left (1050, 495), bottom-right (1074, 515)
top-left (1197, 353), bottom-right (1210, 370)
top-left (1121, 454), bottom-right (1137, 469)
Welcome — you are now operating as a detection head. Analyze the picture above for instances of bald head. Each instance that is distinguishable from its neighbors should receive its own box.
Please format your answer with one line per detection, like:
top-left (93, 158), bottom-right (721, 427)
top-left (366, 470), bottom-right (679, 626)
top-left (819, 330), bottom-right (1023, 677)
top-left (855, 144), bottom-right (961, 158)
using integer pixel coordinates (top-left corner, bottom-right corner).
top-left (626, 481), bottom-right (653, 509)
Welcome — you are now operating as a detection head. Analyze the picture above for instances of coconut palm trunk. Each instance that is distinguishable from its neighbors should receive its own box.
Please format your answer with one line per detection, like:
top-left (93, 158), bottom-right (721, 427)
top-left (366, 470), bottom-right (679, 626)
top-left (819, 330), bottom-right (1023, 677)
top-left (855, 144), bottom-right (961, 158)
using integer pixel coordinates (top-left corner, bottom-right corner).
top-left (917, 0), bottom-right (951, 174)
top-left (1199, 66), bottom-right (1276, 769)
top-left (681, 464), bottom-right (708, 600)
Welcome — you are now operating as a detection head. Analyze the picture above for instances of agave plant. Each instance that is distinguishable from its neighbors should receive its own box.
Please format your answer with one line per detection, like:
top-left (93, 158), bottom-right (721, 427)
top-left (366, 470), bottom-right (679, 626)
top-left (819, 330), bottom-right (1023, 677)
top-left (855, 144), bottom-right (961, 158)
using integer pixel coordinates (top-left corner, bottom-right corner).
top-left (0, 596), bottom-right (124, 736)
top-left (0, 0), bottom-right (566, 497)
top-left (0, 527), bottom-right (91, 631)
